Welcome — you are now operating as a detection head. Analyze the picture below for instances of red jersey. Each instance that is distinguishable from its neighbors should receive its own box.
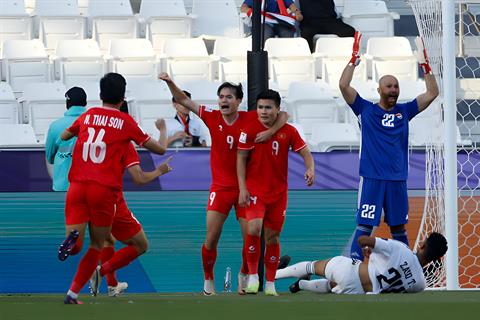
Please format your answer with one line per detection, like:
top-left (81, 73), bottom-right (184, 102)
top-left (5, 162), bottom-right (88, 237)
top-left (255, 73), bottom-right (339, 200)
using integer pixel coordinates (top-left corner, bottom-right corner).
top-left (67, 106), bottom-right (150, 190)
top-left (199, 106), bottom-right (257, 190)
top-left (238, 121), bottom-right (306, 197)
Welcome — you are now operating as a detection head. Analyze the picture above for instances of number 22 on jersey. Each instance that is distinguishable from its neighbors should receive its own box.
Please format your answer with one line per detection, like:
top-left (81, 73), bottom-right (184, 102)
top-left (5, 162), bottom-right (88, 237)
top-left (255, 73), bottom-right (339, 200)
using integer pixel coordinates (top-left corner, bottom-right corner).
top-left (82, 127), bottom-right (106, 163)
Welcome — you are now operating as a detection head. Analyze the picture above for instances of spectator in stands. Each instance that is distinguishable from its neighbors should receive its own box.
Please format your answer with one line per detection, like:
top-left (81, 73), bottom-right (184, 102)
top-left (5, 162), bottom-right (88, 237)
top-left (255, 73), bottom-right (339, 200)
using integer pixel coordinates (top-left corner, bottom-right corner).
top-left (240, 0), bottom-right (303, 41)
top-left (45, 87), bottom-right (86, 191)
top-left (157, 90), bottom-right (208, 147)
top-left (298, 0), bottom-right (355, 51)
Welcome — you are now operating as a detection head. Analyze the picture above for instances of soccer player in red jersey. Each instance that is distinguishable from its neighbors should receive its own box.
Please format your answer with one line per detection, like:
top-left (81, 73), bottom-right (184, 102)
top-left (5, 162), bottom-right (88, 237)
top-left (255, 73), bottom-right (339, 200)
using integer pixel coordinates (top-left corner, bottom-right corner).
top-left (158, 72), bottom-right (288, 295)
top-left (237, 89), bottom-right (315, 296)
top-left (61, 73), bottom-right (168, 304)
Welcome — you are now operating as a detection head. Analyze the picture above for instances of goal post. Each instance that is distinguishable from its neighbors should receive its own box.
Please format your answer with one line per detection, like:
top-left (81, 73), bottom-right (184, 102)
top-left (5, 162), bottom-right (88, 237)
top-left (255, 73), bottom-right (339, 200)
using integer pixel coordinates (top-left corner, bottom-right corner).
top-left (408, 0), bottom-right (480, 289)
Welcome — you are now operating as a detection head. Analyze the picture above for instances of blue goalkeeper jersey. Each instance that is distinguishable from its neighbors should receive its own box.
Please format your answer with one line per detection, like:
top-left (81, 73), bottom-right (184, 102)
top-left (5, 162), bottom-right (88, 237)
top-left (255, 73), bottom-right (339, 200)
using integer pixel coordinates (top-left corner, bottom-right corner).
top-left (349, 94), bottom-right (419, 181)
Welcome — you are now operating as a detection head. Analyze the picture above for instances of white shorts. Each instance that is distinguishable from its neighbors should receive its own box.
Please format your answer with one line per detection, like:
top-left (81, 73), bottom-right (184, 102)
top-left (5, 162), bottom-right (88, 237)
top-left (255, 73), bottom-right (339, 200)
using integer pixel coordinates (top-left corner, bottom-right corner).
top-left (324, 256), bottom-right (365, 294)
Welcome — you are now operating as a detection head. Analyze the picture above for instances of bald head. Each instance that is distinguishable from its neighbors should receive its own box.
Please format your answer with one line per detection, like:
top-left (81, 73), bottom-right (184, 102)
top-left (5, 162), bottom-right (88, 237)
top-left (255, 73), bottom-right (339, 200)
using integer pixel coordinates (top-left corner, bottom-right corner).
top-left (377, 75), bottom-right (400, 109)
top-left (379, 75), bottom-right (399, 87)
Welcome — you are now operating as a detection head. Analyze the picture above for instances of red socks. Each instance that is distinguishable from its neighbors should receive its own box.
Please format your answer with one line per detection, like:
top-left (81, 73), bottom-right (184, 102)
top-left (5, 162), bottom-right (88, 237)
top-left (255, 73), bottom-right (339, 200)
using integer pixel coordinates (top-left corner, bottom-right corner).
top-left (100, 245), bottom-right (139, 276)
top-left (245, 234), bottom-right (261, 275)
top-left (69, 247), bottom-right (101, 294)
top-left (265, 243), bottom-right (280, 282)
top-left (70, 239), bottom-right (83, 256)
top-left (240, 245), bottom-right (248, 274)
top-left (100, 246), bottom-right (118, 287)
top-left (201, 244), bottom-right (217, 280)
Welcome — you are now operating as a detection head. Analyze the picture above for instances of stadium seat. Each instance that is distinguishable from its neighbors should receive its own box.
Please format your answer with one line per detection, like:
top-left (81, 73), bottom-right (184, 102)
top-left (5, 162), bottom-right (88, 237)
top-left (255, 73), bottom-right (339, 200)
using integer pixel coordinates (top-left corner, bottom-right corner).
top-left (139, 0), bottom-right (193, 54)
top-left (398, 79), bottom-right (426, 102)
top-left (191, 0), bottom-right (244, 38)
top-left (180, 80), bottom-right (222, 108)
top-left (211, 37), bottom-right (251, 83)
top-left (163, 38), bottom-right (211, 83)
top-left (2, 39), bottom-right (51, 96)
top-left (78, 0), bottom-right (88, 16)
top-left (24, 0), bottom-right (35, 14)
top-left (88, 0), bottom-right (137, 53)
top-left (108, 39), bottom-right (158, 84)
top-left (0, 82), bottom-right (19, 124)
top-left (0, 124), bottom-right (37, 146)
top-left (366, 37), bottom-right (418, 82)
top-left (285, 81), bottom-right (339, 141)
top-left (18, 82), bottom-right (66, 143)
top-left (264, 38), bottom-right (315, 94)
top-left (54, 39), bottom-right (105, 88)
top-left (314, 36), bottom-right (367, 95)
top-left (310, 123), bottom-right (360, 152)
top-left (127, 81), bottom-right (175, 139)
top-left (342, 0), bottom-right (399, 42)
top-left (0, 0), bottom-right (32, 59)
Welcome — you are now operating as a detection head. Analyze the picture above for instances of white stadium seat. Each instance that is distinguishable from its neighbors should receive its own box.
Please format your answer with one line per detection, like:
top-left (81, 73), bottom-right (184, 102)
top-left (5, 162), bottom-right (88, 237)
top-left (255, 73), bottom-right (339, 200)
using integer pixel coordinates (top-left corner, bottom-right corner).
top-left (366, 37), bottom-right (418, 82)
top-left (108, 39), bottom-right (158, 84)
top-left (163, 38), bottom-right (211, 83)
top-left (0, 82), bottom-right (19, 124)
top-left (0, 124), bottom-right (37, 146)
top-left (0, 0), bottom-right (32, 58)
top-left (342, 0), bottom-right (399, 42)
top-left (310, 123), bottom-right (360, 152)
top-left (88, 0), bottom-right (137, 53)
top-left (33, 0), bottom-right (86, 54)
top-left (286, 81), bottom-right (339, 140)
top-left (127, 81), bottom-right (175, 139)
top-left (19, 82), bottom-right (66, 143)
top-left (180, 80), bottom-right (222, 108)
top-left (139, 0), bottom-right (193, 54)
top-left (54, 39), bottom-right (105, 88)
top-left (72, 81), bottom-right (101, 109)
top-left (314, 36), bottom-right (367, 95)
top-left (211, 37), bottom-right (251, 83)
top-left (265, 38), bottom-right (315, 94)
top-left (191, 0), bottom-right (243, 38)
top-left (2, 39), bottom-right (51, 95)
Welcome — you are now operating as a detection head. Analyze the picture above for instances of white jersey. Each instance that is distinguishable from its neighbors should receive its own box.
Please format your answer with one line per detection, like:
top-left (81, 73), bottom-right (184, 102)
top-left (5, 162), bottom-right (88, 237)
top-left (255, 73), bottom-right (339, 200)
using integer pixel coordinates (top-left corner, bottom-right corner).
top-left (368, 238), bottom-right (426, 294)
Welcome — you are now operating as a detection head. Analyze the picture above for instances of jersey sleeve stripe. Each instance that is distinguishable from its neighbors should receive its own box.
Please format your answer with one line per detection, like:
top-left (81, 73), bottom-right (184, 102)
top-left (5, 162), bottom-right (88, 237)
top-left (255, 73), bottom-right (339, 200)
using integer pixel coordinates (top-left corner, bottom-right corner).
top-left (125, 161), bottom-right (140, 169)
top-left (138, 136), bottom-right (151, 146)
top-left (238, 146), bottom-right (254, 150)
top-left (294, 144), bottom-right (307, 152)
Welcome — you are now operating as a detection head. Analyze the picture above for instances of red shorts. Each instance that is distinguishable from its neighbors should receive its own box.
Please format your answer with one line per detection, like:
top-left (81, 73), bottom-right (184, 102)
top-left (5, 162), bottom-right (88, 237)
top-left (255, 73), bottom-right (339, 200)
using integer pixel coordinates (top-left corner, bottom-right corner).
top-left (111, 196), bottom-right (142, 241)
top-left (65, 182), bottom-right (117, 227)
top-left (206, 188), bottom-right (246, 219)
top-left (245, 191), bottom-right (287, 231)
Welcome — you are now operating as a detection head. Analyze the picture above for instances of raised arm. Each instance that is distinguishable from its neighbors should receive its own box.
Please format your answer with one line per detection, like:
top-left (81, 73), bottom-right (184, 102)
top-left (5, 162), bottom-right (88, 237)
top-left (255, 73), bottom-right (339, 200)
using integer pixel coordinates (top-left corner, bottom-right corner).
top-left (237, 149), bottom-right (251, 207)
top-left (155, 118), bottom-right (169, 150)
top-left (255, 111), bottom-right (289, 143)
top-left (414, 37), bottom-right (439, 112)
top-left (158, 72), bottom-right (200, 116)
top-left (339, 31), bottom-right (362, 105)
top-left (127, 156), bottom-right (173, 185)
top-left (299, 147), bottom-right (315, 186)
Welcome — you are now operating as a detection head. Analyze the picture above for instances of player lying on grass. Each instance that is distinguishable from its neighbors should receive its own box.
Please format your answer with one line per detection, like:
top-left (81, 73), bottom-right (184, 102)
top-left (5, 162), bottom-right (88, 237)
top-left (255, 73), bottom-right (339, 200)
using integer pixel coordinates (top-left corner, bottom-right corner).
top-left (276, 233), bottom-right (447, 294)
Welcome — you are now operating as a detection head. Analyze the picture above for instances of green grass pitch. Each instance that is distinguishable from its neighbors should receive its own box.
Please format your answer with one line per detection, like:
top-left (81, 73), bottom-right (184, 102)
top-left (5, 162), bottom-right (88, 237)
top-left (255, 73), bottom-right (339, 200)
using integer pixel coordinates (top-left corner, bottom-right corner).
top-left (1, 291), bottom-right (480, 320)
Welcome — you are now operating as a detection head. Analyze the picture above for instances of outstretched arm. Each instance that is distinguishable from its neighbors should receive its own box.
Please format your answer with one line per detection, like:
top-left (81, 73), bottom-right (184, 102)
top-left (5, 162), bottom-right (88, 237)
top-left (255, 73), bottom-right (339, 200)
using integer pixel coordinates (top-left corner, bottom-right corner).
top-left (415, 37), bottom-right (439, 112)
top-left (158, 72), bottom-right (200, 116)
top-left (299, 147), bottom-right (315, 186)
top-left (237, 149), bottom-right (251, 207)
top-left (127, 156), bottom-right (173, 185)
top-left (255, 111), bottom-right (289, 143)
top-left (143, 138), bottom-right (167, 155)
top-left (339, 31), bottom-right (362, 105)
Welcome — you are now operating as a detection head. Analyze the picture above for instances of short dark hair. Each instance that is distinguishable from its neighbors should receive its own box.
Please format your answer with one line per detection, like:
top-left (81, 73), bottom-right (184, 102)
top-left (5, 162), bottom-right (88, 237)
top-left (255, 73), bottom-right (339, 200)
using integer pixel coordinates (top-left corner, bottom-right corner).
top-left (256, 89), bottom-right (281, 107)
top-left (217, 82), bottom-right (243, 100)
top-left (100, 72), bottom-right (126, 105)
top-left (424, 232), bottom-right (448, 262)
top-left (172, 90), bottom-right (191, 103)
top-left (65, 86), bottom-right (87, 109)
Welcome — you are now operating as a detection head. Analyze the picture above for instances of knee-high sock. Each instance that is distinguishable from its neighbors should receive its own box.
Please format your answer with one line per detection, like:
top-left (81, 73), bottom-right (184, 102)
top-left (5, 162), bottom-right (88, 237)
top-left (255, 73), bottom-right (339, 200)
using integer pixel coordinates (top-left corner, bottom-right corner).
top-left (350, 225), bottom-right (373, 260)
top-left (245, 234), bottom-right (261, 275)
top-left (275, 261), bottom-right (316, 279)
top-left (201, 244), bottom-right (217, 280)
top-left (265, 243), bottom-right (280, 282)
top-left (392, 229), bottom-right (409, 246)
top-left (69, 247), bottom-right (101, 294)
top-left (100, 246), bottom-right (118, 287)
top-left (240, 245), bottom-right (248, 274)
top-left (299, 279), bottom-right (331, 293)
top-left (100, 245), bottom-right (139, 276)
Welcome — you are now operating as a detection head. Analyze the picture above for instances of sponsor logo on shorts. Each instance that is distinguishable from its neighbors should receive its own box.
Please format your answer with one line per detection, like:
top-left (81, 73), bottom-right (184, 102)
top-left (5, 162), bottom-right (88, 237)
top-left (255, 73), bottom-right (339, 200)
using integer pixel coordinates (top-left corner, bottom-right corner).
top-left (239, 132), bottom-right (247, 143)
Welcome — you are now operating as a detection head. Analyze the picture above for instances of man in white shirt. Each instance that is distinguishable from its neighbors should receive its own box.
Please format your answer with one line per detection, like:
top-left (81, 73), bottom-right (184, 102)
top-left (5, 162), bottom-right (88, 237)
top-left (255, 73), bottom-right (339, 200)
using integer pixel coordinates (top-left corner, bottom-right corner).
top-left (275, 232), bottom-right (447, 294)
top-left (157, 90), bottom-right (208, 147)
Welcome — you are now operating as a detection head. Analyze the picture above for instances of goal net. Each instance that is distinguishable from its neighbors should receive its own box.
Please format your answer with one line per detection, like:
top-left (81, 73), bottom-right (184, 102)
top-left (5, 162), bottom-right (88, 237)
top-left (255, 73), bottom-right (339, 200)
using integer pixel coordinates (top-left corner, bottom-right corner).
top-left (408, 0), bottom-right (480, 289)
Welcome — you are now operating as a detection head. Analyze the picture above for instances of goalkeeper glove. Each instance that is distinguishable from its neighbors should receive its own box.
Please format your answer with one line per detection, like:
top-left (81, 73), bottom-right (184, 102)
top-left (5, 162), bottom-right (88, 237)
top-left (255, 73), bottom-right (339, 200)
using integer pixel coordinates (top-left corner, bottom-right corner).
top-left (349, 31), bottom-right (362, 66)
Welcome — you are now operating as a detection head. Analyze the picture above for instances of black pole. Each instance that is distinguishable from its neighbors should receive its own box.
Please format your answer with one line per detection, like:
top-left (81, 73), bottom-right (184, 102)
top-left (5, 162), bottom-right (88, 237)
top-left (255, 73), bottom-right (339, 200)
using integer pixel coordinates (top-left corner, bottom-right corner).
top-left (247, 0), bottom-right (269, 292)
